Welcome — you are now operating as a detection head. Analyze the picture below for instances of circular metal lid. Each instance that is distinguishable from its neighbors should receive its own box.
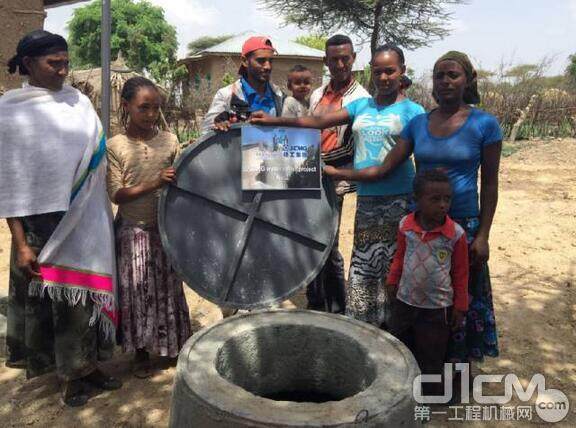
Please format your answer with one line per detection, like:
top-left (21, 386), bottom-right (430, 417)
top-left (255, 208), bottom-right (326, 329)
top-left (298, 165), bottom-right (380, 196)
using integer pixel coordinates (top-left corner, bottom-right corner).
top-left (158, 126), bottom-right (338, 309)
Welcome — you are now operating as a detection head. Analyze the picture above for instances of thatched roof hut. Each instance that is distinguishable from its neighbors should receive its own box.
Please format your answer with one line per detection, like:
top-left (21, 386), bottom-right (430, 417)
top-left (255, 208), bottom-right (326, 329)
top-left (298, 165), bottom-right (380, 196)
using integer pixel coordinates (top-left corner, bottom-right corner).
top-left (68, 53), bottom-right (169, 133)
top-left (68, 53), bottom-right (140, 117)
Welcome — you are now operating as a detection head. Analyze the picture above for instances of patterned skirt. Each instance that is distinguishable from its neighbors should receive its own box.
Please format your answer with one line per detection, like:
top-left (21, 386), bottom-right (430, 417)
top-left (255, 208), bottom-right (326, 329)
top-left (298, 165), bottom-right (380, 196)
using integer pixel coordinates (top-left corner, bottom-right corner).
top-left (116, 221), bottom-right (192, 358)
top-left (346, 194), bottom-right (410, 327)
top-left (447, 217), bottom-right (499, 362)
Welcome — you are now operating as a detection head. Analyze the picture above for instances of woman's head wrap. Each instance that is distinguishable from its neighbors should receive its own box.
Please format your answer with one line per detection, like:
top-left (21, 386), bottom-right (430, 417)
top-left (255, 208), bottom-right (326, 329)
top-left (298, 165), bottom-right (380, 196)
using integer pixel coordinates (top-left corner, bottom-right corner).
top-left (8, 30), bottom-right (68, 76)
top-left (434, 51), bottom-right (480, 105)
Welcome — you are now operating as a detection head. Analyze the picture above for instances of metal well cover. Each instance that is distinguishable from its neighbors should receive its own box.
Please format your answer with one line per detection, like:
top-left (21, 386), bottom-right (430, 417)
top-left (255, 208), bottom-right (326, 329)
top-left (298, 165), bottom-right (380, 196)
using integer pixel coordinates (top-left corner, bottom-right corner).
top-left (158, 126), bottom-right (338, 309)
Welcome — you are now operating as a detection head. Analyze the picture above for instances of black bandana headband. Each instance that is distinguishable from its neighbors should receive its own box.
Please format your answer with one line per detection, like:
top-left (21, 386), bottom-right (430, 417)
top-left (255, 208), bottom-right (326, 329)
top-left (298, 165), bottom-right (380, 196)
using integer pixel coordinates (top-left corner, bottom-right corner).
top-left (8, 30), bottom-right (68, 75)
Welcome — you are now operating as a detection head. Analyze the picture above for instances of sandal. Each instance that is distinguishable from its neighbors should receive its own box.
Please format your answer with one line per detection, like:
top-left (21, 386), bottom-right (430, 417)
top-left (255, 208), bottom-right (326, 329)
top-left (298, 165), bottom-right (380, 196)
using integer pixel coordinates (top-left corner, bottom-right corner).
top-left (133, 359), bottom-right (154, 379)
top-left (5, 359), bottom-right (27, 369)
top-left (83, 368), bottom-right (122, 390)
top-left (62, 379), bottom-right (89, 407)
top-left (133, 349), bottom-right (153, 379)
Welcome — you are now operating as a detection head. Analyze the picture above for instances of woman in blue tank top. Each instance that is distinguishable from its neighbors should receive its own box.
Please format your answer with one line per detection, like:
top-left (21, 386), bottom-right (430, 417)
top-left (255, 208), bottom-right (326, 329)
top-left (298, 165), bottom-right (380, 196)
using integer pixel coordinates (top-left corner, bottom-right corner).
top-left (327, 51), bottom-right (502, 363)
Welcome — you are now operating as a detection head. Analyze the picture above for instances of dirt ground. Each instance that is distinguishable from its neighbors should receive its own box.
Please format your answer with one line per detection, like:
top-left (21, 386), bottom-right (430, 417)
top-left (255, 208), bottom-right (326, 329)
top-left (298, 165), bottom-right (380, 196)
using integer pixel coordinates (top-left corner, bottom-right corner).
top-left (0, 138), bottom-right (575, 427)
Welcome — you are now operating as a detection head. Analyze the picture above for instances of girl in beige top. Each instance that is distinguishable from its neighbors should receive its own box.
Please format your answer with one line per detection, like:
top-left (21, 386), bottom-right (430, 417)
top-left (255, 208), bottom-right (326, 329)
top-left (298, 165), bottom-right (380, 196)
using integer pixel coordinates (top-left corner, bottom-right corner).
top-left (106, 77), bottom-right (191, 378)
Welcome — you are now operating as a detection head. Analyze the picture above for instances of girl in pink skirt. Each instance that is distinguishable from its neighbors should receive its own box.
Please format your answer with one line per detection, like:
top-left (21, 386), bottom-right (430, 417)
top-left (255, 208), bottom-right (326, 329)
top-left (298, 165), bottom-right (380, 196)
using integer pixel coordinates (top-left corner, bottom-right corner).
top-left (107, 77), bottom-right (191, 378)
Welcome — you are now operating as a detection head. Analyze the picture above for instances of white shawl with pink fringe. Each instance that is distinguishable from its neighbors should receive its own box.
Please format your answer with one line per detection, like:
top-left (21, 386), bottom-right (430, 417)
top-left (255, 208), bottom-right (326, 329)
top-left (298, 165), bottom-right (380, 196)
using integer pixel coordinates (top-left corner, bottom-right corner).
top-left (0, 85), bottom-right (117, 337)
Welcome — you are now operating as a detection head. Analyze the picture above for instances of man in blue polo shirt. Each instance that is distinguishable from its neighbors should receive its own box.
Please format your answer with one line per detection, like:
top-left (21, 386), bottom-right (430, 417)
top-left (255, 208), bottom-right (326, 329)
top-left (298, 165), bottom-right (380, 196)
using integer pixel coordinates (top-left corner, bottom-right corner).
top-left (201, 36), bottom-right (285, 135)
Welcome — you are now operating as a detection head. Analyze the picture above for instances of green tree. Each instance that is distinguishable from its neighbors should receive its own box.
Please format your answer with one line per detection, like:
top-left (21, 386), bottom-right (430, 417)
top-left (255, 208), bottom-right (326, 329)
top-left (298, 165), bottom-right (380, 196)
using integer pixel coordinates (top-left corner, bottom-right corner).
top-left (566, 54), bottom-right (576, 88)
top-left (67, 0), bottom-right (177, 82)
top-left (294, 34), bottom-right (328, 51)
top-left (221, 72), bottom-right (236, 86)
top-left (476, 69), bottom-right (495, 81)
top-left (187, 35), bottom-right (234, 56)
top-left (505, 64), bottom-right (539, 83)
top-left (356, 64), bottom-right (372, 89)
top-left (259, 0), bottom-right (465, 56)
top-left (540, 75), bottom-right (568, 90)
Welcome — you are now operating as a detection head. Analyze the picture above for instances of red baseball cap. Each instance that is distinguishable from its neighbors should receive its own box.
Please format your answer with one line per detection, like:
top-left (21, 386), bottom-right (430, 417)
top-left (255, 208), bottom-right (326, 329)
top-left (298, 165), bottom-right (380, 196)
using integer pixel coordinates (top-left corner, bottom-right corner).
top-left (241, 36), bottom-right (276, 57)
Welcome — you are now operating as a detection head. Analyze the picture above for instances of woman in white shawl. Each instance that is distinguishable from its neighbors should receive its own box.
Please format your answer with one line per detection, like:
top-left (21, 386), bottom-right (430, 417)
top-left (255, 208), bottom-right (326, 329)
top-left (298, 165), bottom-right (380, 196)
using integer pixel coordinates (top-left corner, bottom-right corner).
top-left (0, 30), bottom-right (121, 407)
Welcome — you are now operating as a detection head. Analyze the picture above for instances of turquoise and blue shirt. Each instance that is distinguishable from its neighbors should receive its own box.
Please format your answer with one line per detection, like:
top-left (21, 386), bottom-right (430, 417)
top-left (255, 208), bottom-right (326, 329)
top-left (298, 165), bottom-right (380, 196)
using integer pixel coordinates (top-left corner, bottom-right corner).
top-left (401, 108), bottom-right (503, 218)
top-left (241, 77), bottom-right (277, 115)
top-left (345, 97), bottom-right (425, 196)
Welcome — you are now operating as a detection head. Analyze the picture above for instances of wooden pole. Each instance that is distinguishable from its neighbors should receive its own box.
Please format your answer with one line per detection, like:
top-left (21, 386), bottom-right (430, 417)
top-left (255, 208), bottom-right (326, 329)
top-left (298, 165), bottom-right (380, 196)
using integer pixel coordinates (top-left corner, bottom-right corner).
top-left (101, 0), bottom-right (111, 136)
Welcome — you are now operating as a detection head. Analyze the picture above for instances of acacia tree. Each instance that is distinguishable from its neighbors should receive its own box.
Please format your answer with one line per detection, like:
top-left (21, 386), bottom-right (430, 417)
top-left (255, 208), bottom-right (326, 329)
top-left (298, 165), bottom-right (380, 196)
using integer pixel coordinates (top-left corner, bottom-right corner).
top-left (187, 35), bottom-right (234, 56)
top-left (294, 34), bottom-right (328, 51)
top-left (68, 0), bottom-right (178, 82)
top-left (260, 0), bottom-right (465, 56)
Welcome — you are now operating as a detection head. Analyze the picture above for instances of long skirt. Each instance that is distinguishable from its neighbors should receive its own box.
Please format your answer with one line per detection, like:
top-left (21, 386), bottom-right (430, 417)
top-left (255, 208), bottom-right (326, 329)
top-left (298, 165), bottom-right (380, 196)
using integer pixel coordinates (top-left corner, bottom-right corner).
top-left (345, 194), bottom-right (410, 327)
top-left (7, 212), bottom-right (112, 380)
top-left (447, 217), bottom-right (499, 362)
top-left (116, 221), bottom-right (191, 358)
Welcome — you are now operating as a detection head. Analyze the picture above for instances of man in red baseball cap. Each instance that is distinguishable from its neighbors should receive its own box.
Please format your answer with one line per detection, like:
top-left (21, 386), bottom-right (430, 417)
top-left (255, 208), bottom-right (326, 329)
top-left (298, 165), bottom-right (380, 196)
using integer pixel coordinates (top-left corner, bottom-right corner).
top-left (201, 35), bottom-right (285, 135)
top-left (239, 36), bottom-right (275, 72)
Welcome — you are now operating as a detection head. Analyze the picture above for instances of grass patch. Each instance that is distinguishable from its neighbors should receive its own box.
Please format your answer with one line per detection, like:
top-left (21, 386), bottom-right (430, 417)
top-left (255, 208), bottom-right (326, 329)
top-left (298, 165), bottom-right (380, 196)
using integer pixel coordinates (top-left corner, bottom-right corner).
top-left (502, 141), bottom-right (523, 157)
top-left (501, 138), bottom-right (562, 157)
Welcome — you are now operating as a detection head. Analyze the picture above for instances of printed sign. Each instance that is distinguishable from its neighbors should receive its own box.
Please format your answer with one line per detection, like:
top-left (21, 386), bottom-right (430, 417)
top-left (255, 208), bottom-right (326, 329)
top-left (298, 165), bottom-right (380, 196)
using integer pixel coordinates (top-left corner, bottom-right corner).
top-left (241, 126), bottom-right (321, 190)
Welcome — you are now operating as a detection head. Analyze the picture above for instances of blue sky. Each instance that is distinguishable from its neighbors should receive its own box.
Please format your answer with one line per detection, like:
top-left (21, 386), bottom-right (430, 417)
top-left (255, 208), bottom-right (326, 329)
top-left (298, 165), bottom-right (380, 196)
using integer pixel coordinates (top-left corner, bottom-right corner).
top-left (45, 0), bottom-right (576, 77)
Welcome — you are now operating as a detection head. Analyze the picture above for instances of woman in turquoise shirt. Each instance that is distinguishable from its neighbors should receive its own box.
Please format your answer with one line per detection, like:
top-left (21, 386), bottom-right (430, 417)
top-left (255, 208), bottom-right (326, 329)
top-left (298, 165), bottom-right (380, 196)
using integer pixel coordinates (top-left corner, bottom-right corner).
top-left (251, 44), bottom-right (425, 327)
top-left (327, 51), bottom-right (502, 363)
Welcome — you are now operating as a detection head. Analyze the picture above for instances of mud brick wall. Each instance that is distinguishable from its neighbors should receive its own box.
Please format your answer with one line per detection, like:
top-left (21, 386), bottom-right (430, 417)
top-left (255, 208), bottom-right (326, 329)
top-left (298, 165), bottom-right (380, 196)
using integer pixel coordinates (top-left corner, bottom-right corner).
top-left (0, 0), bottom-right (46, 92)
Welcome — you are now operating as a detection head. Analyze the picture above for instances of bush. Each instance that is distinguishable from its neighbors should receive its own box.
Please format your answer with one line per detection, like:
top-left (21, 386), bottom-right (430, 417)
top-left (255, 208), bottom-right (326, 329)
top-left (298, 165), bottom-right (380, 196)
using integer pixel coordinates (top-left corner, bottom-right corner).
top-left (406, 58), bottom-right (576, 140)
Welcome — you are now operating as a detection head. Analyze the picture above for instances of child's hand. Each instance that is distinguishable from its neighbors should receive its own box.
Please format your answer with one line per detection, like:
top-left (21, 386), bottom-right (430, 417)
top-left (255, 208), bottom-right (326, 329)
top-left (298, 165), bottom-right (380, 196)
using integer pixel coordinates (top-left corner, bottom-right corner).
top-left (451, 309), bottom-right (466, 331)
top-left (154, 167), bottom-right (176, 189)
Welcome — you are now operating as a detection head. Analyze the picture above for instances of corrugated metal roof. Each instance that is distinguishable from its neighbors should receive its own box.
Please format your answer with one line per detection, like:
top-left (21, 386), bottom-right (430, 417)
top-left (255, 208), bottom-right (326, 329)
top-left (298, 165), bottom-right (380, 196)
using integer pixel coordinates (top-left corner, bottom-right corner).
top-left (192, 31), bottom-right (324, 59)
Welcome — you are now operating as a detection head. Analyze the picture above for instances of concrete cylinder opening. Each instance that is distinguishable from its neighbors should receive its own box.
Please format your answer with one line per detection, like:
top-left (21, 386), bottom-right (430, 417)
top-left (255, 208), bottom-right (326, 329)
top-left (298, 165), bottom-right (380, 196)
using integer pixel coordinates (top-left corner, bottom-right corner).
top-left (215, 325), bottom-right (377, 403)
top-left (169, 310), bottom-right (421, 427)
